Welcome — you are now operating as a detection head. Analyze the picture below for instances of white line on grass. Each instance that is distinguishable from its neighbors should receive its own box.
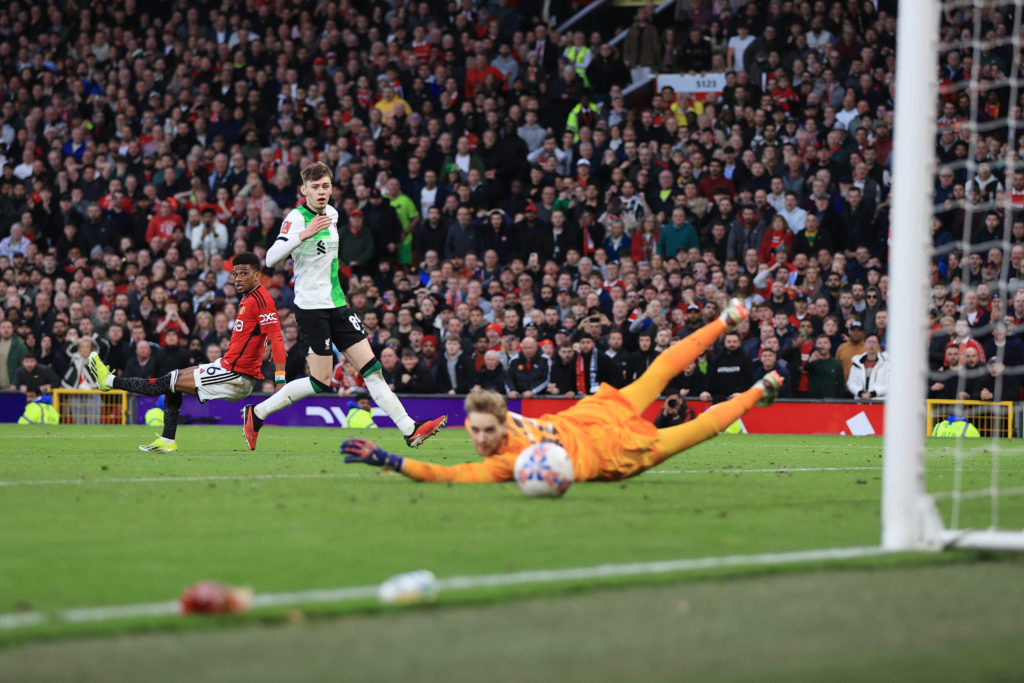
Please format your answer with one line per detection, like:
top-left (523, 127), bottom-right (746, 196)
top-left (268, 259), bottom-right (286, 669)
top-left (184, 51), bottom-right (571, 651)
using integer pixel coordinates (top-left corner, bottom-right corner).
top-left (0, 466), bottom-right (885, 487)
top-left (0, 473), bottom-right (363, 487)
top-left (0, 545), bottom-right (890, 631)
top-left (5, 434), bottom-right (124, 439)
top-left (650, 466), bottom-right (882, 475)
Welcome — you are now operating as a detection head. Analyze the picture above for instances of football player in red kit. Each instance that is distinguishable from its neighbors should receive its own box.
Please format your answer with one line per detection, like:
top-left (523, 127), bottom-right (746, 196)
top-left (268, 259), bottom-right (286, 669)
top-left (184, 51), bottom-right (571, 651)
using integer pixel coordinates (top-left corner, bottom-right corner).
top-left (87, 252), bottom-right (286, 452)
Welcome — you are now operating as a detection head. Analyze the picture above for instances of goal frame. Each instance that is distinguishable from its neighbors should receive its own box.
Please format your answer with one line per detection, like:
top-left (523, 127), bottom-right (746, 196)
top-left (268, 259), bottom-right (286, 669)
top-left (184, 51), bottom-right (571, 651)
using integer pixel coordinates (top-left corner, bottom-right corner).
top-left (882, 0), bottom-right (1024, 551)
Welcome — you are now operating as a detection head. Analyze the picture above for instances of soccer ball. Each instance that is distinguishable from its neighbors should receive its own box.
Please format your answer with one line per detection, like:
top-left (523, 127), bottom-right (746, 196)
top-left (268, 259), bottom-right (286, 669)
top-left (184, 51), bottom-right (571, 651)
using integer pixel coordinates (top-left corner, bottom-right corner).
top-left (514, 442), bottom-right (574, 498)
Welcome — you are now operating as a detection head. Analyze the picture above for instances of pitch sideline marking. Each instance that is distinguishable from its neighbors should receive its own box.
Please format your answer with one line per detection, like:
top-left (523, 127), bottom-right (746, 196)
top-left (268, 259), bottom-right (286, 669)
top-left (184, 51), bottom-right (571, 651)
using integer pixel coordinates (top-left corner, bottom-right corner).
top-left (8, 463), bottom-right (1024, 487)
top-left (0, 466), bottom-right (893, 487)
top-left (650, 466), bottom-right (882, 474)
top-left (0, 545), bottom-right (890, 631)
top-left (0, 473), bottom-right (362, 487)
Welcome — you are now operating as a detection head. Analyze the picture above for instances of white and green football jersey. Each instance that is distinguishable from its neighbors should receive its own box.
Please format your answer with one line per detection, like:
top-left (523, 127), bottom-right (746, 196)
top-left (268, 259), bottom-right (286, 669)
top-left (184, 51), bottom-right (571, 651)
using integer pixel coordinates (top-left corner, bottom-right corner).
top-left (265, 203), bottom-right (346, 310)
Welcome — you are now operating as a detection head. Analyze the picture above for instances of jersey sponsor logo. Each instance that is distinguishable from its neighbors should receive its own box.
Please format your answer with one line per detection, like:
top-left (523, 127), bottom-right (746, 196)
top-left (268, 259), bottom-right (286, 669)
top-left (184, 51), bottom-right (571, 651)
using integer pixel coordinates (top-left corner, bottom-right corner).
top-left (281, 220), bottom-right (292, 235)
top-left (316, 240), bottom-right (326, 254)
top-left (259, 312), bottom-right (279, 326)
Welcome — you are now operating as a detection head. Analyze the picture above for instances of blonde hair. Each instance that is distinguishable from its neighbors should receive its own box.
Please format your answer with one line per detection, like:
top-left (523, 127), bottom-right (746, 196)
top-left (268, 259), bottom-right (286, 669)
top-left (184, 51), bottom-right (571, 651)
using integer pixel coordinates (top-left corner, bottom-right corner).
top-left (464, 388), bottom-right (508, 422)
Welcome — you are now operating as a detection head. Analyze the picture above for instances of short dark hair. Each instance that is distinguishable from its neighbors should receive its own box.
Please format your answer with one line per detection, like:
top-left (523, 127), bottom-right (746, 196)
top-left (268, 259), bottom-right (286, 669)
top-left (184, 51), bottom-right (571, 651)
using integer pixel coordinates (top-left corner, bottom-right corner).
top-left (300, 161), bottom-right (332, 184)
top-left (233, 252), bottom-right (260, 269)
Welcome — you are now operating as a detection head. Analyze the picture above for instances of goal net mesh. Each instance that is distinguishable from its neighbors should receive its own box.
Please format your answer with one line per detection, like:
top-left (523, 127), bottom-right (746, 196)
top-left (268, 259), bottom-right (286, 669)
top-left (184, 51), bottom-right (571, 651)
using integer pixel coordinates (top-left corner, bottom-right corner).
top-left (925, 0), bottom-right (1024, 538)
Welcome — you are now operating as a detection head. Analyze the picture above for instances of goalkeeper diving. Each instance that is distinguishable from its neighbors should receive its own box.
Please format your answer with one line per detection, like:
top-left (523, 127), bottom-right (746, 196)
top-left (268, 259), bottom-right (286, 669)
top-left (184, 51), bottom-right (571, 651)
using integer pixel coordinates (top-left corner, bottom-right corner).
top-left (341, 299), bottom-right (783, 482)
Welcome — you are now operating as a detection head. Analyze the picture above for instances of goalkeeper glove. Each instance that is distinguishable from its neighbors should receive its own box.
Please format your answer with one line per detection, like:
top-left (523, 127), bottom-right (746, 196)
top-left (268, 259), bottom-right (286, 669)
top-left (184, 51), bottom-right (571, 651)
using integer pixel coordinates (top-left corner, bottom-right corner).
top-left (340, 438), bottom-right (405, 470)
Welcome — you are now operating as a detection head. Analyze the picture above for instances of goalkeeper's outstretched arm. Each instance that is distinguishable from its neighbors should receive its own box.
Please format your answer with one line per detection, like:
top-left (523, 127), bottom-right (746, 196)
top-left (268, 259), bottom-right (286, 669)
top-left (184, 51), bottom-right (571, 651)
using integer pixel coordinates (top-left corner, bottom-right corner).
top-left (340, 438), bottom-right (506, 483)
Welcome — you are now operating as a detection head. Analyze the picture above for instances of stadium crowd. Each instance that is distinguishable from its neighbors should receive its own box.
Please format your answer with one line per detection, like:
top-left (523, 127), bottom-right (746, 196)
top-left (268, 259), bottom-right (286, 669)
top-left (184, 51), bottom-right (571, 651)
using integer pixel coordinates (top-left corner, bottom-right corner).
top-left (2, 0), bottom-right (1024, 411)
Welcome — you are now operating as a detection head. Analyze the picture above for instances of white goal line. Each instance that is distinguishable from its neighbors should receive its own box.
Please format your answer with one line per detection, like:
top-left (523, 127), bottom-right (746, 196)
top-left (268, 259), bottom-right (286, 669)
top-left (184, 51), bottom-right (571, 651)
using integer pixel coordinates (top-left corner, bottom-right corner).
top-left (0, 545), bottom-right (890, 631)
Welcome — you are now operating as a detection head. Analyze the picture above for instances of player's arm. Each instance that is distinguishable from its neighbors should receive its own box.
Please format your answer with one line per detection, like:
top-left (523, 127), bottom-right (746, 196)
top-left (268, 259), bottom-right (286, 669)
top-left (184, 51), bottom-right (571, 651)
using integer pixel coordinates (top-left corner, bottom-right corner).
top-left (340, 439), bottom-right (506, 483)
top-left (258, 298), bottom-right (288, 389)
top-left (265, 211), bottom-right (332, 267)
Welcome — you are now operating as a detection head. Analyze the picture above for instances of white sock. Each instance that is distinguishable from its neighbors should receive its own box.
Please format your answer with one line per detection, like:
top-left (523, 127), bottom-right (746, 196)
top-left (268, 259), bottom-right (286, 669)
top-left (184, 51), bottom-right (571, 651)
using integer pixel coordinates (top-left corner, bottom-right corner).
top-left (158, 436), bottom-right (175, 445)
top-left (364, 371), bottom-right (415, 435)
top-left (104, 376), bottom-right (115, 388)
top-left (255, 377), bottom-right (319, 420)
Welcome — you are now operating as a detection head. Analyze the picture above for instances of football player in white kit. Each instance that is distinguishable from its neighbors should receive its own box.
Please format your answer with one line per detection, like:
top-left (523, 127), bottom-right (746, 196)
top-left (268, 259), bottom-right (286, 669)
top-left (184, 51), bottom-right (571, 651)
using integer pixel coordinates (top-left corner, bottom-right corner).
top-left (242, 162), bottom-right (446, 449)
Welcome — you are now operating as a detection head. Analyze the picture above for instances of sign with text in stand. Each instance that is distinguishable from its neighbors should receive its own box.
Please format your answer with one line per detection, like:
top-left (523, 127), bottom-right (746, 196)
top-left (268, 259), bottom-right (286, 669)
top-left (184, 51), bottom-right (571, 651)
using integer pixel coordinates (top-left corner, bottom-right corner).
top-left (656, 73), bottom-right (726, 94)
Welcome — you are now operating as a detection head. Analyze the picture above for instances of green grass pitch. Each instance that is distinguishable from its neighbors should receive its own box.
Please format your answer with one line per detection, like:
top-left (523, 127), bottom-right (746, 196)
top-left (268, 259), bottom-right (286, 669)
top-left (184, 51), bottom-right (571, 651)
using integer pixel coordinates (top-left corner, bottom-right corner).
top-left (1, 424), bottom-right (1023, 681)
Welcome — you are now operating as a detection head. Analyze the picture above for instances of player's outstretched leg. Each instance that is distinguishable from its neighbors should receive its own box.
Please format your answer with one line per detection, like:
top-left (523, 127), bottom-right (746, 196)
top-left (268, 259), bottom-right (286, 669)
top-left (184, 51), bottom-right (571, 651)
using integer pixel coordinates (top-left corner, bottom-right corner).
top-left (89, 353), bottom-right (184, 453)
top-left (619, 298), bottom-right (749, 413)
top-left (646, 371), bottom-right (783, 469)
top-left (90, 352), bottom-right (175, 396)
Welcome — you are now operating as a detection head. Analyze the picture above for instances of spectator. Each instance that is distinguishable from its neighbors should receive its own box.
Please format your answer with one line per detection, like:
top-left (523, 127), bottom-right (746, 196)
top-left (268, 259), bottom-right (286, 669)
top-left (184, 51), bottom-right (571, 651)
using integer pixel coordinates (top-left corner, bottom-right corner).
top-left (395, 348), bottom-right (435, 394)
top-left (753, 348), bottom-right (792, 398)
top-left (124, 337), bottom-right (160, 381)
top-left (0, 319), bottom-right (27, 389)
top-left (436, 337), bottom-right (474, 395)
top-left (658, 208), bottom-right (700, 260)
top-left (548, 342), bottom-right (580, 396)
top-left (835, 320), bottom-right (867, 380)
top-left (474, 350), bottom-right (508, 393)
top-left (339, 209), bottom-right (374, 274)
top-left (979, 359), bottom-right (1020, 402)
top-left (622, 10), bottom-right (662, 82)
top-left (0, 224), bottom-right (30, 260)
top-left (190, 207), bottom-right (229, 262)
top-left (846, 334), bottom-right (890, 400)
top-left (506, 338), bottom-right (550, 399)
top-left (146, 200), bottom-right (185, 253)
top-left (804, 335), bottom-right (848, 399)
top-left (15, 352), bottom-right (60, 394)
top-left (778, 192), bottom-right (808, 234)
top-left (668, 361), bottom-right (706, 398)
top-left (958, 346), bottom-right (986, 400)
top-left (700, 331), bottom-right (754, 402)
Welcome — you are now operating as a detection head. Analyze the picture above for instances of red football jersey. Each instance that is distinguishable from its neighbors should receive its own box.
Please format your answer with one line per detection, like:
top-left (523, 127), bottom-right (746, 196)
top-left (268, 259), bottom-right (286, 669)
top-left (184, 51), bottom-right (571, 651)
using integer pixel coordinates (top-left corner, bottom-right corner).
top-left (221, 285), bottom-right (286, 379)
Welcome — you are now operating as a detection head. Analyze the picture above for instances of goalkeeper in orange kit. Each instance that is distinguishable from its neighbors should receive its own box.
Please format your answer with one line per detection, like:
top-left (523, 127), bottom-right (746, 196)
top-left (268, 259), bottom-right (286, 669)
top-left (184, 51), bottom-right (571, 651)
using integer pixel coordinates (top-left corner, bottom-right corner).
top-left (340, 298), bottom-right (782, 482)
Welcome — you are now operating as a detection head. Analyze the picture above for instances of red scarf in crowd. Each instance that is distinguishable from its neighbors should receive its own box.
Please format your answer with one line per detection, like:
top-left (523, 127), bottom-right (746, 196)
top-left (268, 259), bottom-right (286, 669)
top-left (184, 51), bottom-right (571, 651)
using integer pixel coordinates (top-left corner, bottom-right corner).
top-left (576, 351), bottom-right (586, 394)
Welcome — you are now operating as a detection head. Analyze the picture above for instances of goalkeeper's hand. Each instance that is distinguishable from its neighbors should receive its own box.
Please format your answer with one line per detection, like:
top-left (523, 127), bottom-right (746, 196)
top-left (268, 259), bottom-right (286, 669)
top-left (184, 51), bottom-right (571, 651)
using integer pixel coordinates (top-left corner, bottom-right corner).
top-left (340, 438), bottom-right (404, 470)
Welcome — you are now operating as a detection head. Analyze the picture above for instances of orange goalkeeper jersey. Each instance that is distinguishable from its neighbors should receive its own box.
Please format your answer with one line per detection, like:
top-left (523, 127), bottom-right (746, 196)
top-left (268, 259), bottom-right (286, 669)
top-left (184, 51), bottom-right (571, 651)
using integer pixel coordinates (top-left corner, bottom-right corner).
top-left (401, 384), bottom-right (661, 483)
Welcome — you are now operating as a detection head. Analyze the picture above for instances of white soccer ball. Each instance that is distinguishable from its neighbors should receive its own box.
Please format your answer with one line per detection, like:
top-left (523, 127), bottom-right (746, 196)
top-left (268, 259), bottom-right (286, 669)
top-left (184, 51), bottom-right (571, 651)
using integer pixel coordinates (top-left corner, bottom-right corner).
top-left (514, 442), bottom-right (574, 498)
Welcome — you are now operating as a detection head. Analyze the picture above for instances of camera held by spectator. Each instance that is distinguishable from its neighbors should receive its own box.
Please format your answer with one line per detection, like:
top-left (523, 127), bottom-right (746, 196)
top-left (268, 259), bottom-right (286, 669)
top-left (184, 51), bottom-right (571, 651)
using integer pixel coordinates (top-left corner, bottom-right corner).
top-left (655, 395), bottom-right (694, 428)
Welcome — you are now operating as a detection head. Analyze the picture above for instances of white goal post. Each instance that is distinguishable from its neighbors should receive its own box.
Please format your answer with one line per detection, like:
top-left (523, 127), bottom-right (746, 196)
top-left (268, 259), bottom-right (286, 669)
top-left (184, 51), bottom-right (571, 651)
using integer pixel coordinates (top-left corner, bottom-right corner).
top-left (883, 0), bottom-right (1024, 551)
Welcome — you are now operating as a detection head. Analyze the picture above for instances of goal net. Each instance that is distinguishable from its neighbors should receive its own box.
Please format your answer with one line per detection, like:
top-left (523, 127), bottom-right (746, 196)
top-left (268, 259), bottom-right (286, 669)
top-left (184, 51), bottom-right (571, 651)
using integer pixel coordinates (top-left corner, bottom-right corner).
top-left (884, 0), bottom-right (1024, 550)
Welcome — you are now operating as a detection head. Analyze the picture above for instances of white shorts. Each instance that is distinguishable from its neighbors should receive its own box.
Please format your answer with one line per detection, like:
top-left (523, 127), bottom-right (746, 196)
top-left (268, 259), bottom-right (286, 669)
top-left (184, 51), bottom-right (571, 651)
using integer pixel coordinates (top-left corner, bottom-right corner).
top-left (181, 358), bottom-right (256, 403)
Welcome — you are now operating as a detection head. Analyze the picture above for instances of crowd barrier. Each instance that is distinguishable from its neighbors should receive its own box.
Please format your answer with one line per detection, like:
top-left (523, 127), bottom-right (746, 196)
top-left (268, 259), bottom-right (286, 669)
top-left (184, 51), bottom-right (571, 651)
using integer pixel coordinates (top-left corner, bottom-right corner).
top-left (1, 391), bottom-right (891, 435)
